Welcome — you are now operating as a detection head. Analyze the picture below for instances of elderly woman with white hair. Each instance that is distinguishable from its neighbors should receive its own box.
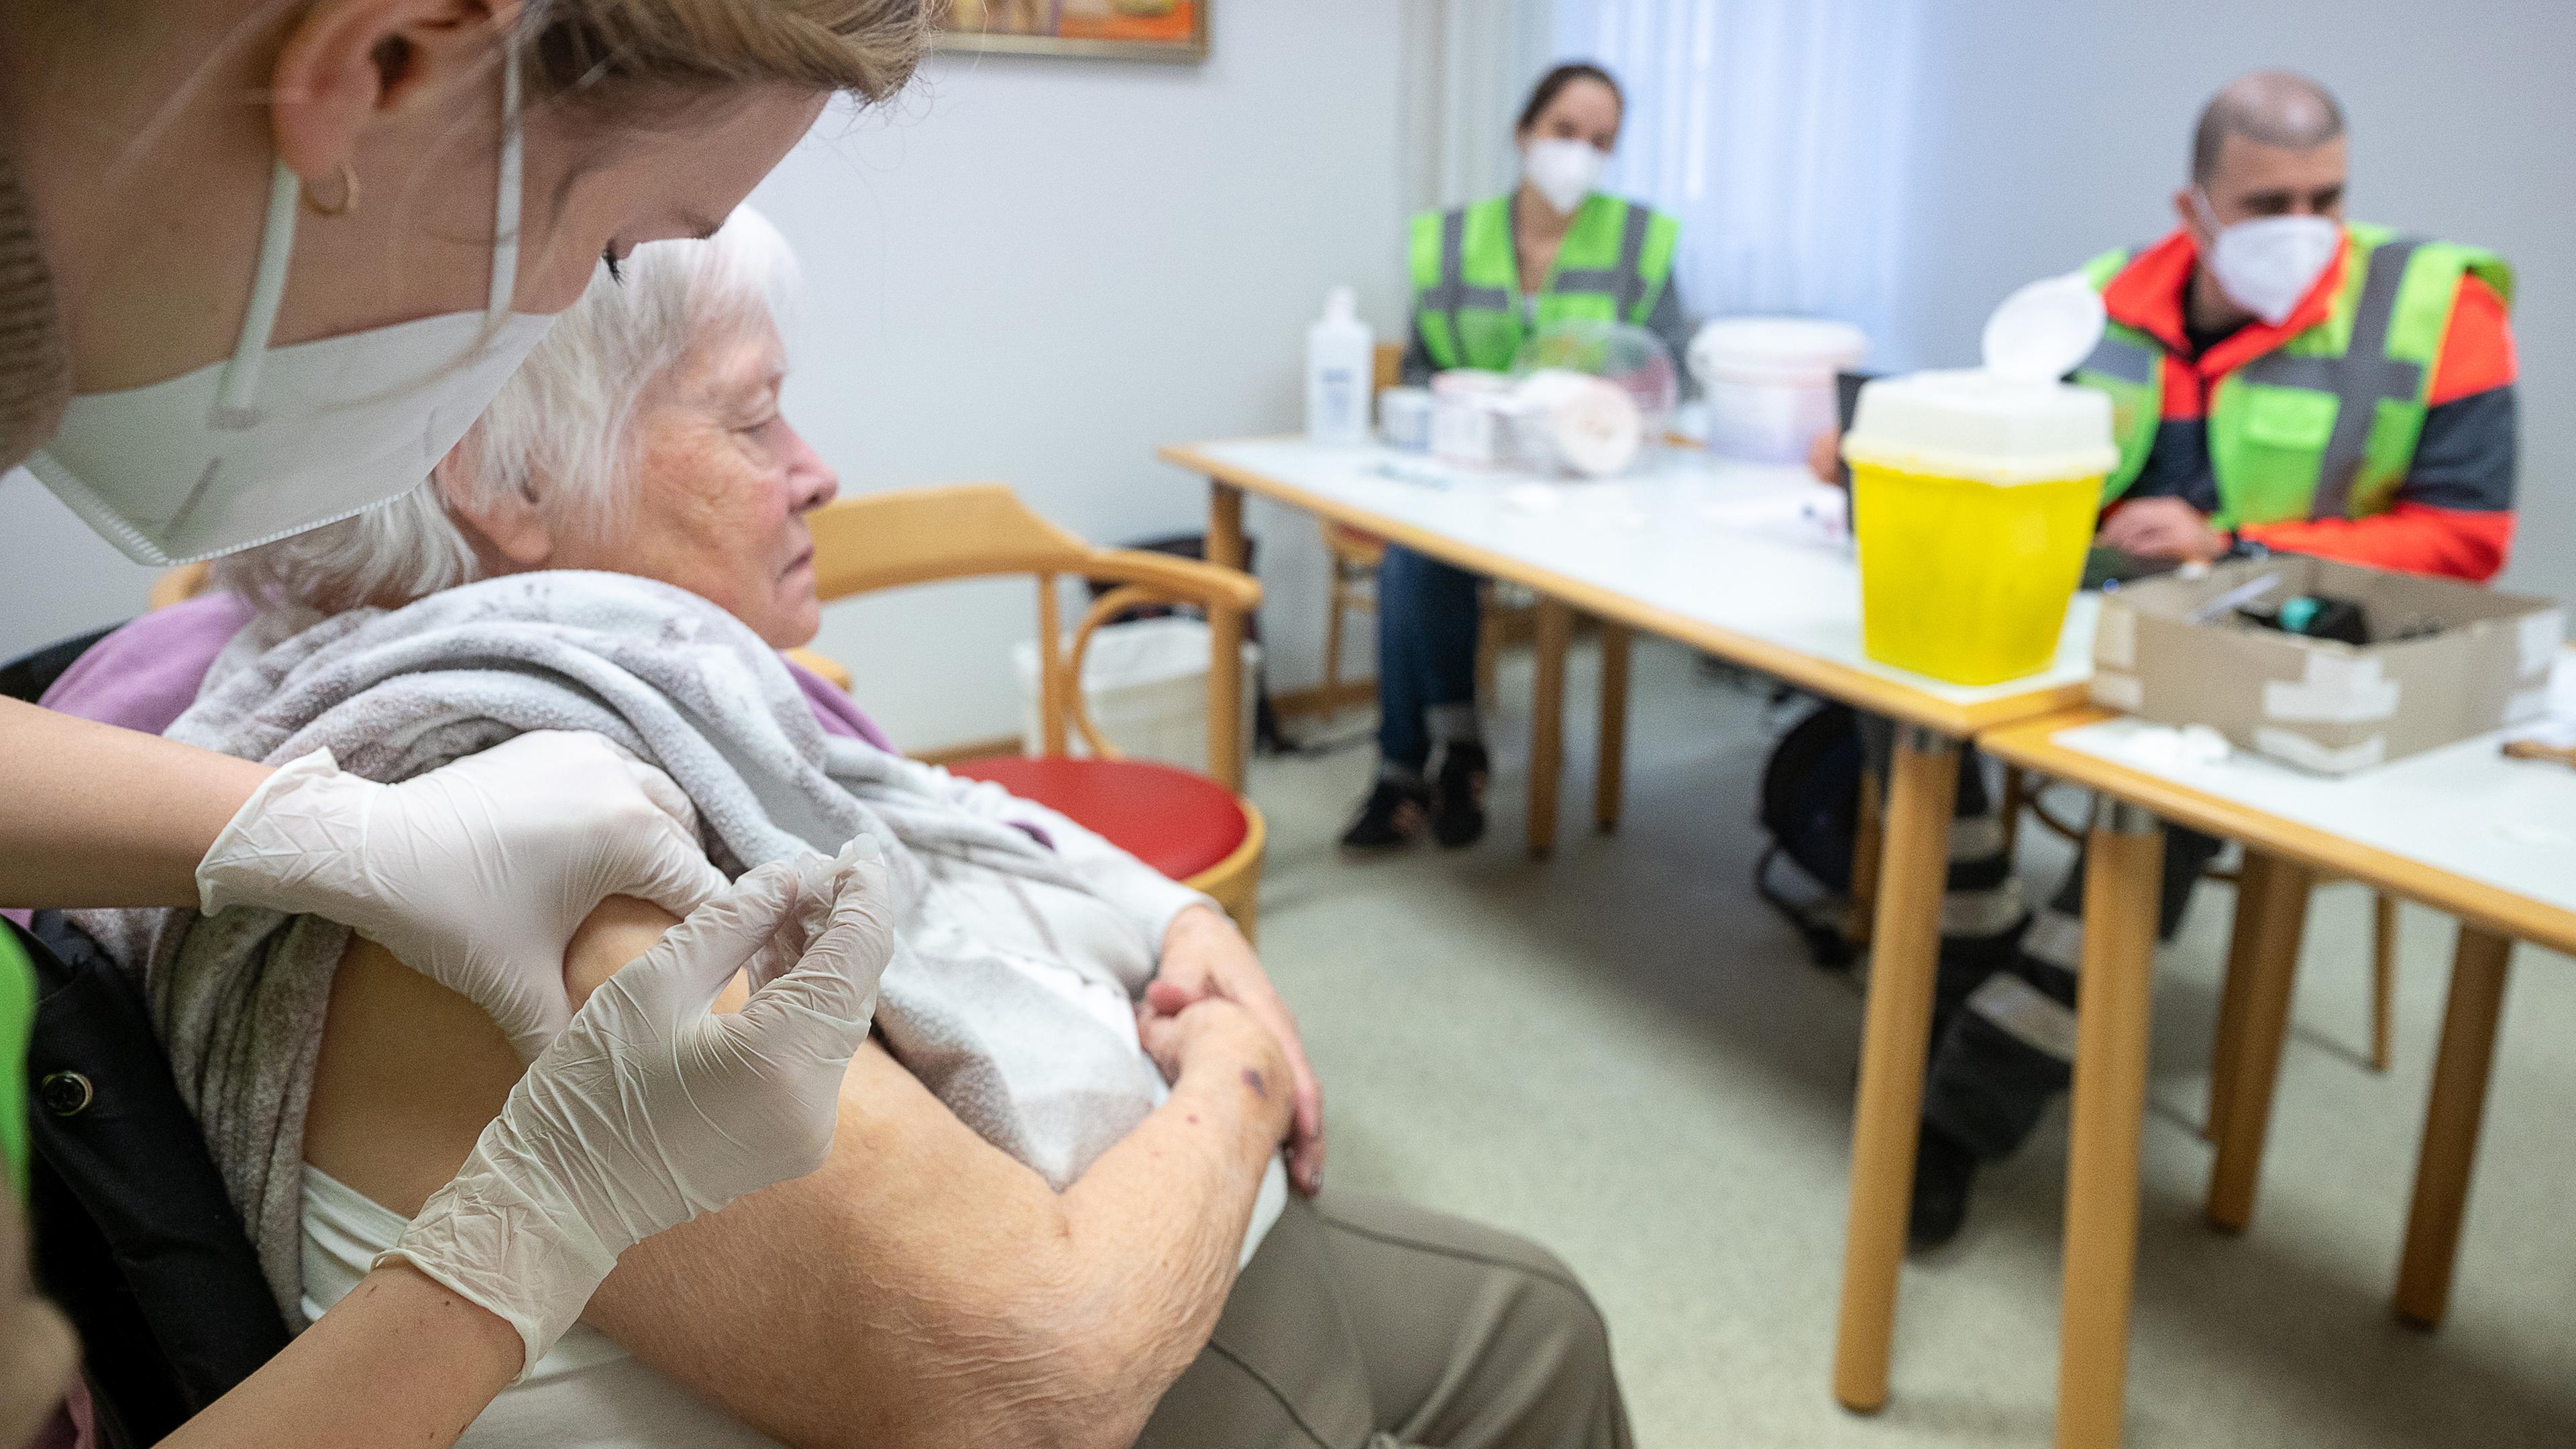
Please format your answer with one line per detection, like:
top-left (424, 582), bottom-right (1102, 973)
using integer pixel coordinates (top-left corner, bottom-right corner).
top-left (44, 212), bottom-right (1633, 1449)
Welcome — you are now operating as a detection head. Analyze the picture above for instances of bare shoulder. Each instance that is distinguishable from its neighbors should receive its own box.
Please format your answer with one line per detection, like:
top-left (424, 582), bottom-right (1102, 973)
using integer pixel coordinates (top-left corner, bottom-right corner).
top-left (302, 894), bottom-right (700, 1218)
top-left (303, 934), bottom-right (522, 1217)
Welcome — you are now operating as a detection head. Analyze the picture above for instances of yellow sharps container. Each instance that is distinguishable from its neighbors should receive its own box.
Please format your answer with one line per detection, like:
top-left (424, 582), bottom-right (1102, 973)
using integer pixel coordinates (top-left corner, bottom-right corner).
top-left (1840, 369), bottom-right (2117, 685)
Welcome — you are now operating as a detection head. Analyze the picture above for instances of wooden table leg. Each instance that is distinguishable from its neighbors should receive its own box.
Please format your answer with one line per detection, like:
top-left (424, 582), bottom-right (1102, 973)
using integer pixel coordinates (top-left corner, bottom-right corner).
top-left (2394, 923), bottom-right (2514, 1330)
top-left (1593, 619), bottom-right (1630, 835)
top-left (1205, 482), bottom-right (1247, 794)
top-left (1527, 596), bottom-right (1570, 857)
top-left (2371, 893), bottom-right (2399, 1073)
top-left (2205, 852), bottom-right (2314, 1233)
top-left (2057, 799), bottom-right (2165, 1449)
top-left (2202, 854), bottom-right (2266, 1144)
top-left (1832, 727), bottom-right (1960, 1413)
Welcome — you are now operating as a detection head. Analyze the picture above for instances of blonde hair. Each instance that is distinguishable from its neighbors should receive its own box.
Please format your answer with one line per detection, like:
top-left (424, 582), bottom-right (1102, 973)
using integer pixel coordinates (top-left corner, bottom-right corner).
top-left (520, 0), bottom-right (932, 111)
top-left (215, 207), bottom-right (800, 616)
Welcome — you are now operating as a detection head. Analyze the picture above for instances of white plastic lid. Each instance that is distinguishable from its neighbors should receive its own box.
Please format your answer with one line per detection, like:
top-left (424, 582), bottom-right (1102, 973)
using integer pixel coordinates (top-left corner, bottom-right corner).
top-left (1840, 368), bottom-right (2118, 485)
top-left (1980, 272), bottom-right (2105, 382)
top-left (1325, 285), bottom-right (1357, 321)
top-left (1688, 316), bottom-right (1868, 384)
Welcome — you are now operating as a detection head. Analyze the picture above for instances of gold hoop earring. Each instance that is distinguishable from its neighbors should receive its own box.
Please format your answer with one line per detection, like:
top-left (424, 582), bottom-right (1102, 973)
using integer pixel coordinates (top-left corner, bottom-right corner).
top-left (303, 162), bottom-right (360, 218)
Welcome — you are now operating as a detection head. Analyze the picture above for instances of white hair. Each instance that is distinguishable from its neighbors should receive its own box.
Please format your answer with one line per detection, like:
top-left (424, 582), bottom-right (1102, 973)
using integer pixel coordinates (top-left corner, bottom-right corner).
top-left (215, 205), bottom-right (801, 617)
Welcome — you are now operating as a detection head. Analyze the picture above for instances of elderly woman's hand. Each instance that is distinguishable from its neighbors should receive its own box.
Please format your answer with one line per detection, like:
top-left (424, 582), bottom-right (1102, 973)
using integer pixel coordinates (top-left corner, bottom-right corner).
top-left (1150, 906), bottom-right (1324, 1195)
top-left (1135, 987), bottom-right (1296, 1150)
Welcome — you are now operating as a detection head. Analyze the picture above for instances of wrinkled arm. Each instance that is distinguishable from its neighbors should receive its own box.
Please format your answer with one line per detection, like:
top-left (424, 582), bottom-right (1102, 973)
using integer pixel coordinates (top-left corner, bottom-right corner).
top-left (307, 899), bottom-right (1285, 1449)
top-left (568, 904), bottom-right (1283, 1449)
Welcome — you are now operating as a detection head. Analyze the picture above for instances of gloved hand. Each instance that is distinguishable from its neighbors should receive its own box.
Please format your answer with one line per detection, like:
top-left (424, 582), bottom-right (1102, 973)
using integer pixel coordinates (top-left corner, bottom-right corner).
top-left (195, 731), bottom-right (729, 1060)
top-left (379, 843), bottom-right (894, 1373)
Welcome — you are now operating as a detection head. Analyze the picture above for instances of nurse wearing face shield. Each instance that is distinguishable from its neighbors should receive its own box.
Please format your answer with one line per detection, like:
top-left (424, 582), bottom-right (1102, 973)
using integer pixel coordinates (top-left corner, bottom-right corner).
top-left (0, 2), bottom-right (925, 1443)
top-left (1344, 62), bottom-right (1695, 854)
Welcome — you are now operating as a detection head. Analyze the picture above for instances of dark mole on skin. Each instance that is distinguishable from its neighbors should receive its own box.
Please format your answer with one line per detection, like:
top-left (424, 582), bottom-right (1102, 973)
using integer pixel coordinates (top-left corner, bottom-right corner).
top-left (1240, 1068), bottom-right (1268, 1099)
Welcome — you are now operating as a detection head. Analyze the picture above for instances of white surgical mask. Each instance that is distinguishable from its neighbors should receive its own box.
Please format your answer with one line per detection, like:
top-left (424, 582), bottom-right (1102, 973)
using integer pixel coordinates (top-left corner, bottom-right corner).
top-left (1523, 139), bottom-right (1606, 217)
top-left (2194, 189), bottom-right (2342, 328)
top-left (25, 59), bottom-right (553, 565)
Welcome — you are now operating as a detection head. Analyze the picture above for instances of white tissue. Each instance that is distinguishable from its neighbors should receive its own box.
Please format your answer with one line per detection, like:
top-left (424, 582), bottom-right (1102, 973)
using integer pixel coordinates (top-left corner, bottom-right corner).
top-left (1515, 368), bottom-right (1643, 478)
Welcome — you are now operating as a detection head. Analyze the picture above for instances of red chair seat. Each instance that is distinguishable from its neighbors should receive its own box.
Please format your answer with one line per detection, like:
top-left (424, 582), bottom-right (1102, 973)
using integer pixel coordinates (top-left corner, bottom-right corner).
top-left (947, 755), bottom-right (1248, 881)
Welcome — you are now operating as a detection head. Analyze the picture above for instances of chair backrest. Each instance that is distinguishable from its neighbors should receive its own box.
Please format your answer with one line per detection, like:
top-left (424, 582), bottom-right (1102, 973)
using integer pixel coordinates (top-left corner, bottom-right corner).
top-left (804, 484), bottom-right (1260, 788)
top-left (808, 483), bottom-right (1095, 600)
top-left (1373, 340), bottom-right (1405, 392)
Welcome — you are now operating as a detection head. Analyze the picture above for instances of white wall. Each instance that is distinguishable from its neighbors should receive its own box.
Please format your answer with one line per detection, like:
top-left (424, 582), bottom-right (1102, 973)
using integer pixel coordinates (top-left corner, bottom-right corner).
top-left (762, 2), bottom-right (1411, 748)
top-left (1882, 0), bottom-right (2576, 600)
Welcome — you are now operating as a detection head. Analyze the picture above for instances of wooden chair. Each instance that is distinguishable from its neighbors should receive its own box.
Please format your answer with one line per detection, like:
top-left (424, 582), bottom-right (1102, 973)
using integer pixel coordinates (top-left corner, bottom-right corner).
top-left (802, 483), bottom-right (1268, 937)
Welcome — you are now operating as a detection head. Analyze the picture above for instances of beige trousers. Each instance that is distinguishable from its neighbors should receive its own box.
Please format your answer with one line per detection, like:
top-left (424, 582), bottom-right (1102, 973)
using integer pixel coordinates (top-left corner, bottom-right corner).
top-left (1136, 1193), bottom-right (1631, 1449)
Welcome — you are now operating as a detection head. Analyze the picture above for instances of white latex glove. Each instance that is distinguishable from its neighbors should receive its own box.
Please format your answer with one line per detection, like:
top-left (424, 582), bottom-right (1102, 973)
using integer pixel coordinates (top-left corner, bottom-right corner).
top-left (195, 731), bottom-right (729, 1060)
top-left (379, 843), bottom-right (894, 1372)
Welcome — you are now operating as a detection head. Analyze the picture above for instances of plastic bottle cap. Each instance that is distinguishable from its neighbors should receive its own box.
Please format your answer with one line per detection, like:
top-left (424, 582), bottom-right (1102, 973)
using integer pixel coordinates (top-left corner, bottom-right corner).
top-left (1981, 273), bottom-right (2106, 383)
top-left (1326, 286), bottom-right (1357, 322)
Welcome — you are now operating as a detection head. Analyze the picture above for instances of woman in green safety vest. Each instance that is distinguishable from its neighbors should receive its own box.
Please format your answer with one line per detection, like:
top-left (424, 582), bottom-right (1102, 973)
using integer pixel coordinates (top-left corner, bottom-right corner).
top-left (1344, 61), bottom-right (1694, 853)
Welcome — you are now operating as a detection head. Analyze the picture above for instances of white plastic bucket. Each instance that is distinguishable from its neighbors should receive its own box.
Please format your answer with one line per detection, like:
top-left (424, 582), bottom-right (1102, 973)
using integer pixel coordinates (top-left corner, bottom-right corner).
top-left (1011, 616), bottom-right (1260, 775)
top-left (1688, 317), bottom-right (1868, 466)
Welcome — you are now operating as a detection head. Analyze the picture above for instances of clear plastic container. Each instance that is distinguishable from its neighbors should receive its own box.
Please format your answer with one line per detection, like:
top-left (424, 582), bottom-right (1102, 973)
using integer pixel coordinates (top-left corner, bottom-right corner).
top-left (1840, 368), bottom-right (2115, 684)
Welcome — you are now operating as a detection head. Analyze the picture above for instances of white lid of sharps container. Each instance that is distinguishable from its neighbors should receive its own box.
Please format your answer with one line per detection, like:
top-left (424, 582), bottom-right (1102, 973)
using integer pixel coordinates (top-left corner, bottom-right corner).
top-left (1840, 273), bottom-right (2118, 486)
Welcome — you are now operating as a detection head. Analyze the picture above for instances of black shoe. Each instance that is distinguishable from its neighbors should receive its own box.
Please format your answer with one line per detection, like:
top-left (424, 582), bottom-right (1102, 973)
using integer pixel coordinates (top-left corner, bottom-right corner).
top-left (1342, 777), bottom-right (1431, 851)
top-left (1431, 740), bottom-right (1489, 848)
top-left (1909, 1122), bottom-right (1978, 1251)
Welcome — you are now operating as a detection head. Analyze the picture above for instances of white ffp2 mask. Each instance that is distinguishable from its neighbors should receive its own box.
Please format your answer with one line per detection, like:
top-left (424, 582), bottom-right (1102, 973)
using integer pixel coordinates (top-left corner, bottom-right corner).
top-left (2195, 191), bottom-right (2342, 328)
top-left (1523, 139), bottom-right (1606, 217)
top-left (25, 59), bottom-right (553, 565)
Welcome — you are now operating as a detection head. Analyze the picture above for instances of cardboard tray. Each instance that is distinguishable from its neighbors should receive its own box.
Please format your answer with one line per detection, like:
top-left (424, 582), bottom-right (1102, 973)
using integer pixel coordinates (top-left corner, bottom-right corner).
top-left (2090, 555), bottom-right (2564, 774)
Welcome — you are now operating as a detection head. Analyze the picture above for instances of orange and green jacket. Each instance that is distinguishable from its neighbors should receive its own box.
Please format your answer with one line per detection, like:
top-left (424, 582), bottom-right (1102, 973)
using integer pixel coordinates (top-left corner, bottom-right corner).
top-left (2076, 225), bottom-right (2518, 582)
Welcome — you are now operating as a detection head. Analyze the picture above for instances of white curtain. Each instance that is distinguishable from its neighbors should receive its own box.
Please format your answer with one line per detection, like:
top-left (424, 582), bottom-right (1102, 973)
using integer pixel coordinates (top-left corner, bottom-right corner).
top-left (1397, 0), bottom-right (1561, 216)
top-left (1548, 0), bottom-right (1925, 350)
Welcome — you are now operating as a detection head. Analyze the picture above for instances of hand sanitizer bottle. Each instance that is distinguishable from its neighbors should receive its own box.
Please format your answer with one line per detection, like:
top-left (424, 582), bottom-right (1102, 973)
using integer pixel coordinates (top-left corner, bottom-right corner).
top-left (1306, 286), bottom-right (1373, 446)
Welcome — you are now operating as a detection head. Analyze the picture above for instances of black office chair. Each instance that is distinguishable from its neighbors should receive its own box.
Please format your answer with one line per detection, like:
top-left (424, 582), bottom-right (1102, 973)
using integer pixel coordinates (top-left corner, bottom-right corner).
top-left (8, 629), bottom-right (292, 1446)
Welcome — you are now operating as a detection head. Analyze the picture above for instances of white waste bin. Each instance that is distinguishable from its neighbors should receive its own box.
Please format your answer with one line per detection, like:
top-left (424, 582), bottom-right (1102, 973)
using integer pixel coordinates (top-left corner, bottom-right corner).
top-left (1688, 317), bottom-right (1868, 466)
top-left (1012, 616), bottom-right (1260, 776)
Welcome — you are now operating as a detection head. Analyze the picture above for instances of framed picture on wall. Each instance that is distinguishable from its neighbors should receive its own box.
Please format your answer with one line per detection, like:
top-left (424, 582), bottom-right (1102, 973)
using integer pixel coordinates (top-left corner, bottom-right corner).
top-left (936, 1), bottom-right (1207, 63)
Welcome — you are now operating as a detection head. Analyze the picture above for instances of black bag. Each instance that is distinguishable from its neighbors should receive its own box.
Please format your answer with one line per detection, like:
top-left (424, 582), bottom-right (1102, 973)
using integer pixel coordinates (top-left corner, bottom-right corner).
top-left (19, 914), bottom-right (292, 1447)
top-left (1754, 701), bottom-right (1865, 969)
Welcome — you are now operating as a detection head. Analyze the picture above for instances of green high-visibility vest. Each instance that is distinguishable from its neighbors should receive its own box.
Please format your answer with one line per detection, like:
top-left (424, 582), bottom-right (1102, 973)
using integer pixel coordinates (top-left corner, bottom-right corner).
top-left (2, 928), bottom-right (33, 1197)
top-left (1409, 193), bottom-right (1681, 372)
top-left (2071, 224), bottom-right (2513, 527)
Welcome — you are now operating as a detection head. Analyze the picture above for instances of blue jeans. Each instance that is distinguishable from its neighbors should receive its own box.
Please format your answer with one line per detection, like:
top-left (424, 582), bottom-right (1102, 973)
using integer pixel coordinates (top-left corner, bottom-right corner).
top-left (1375, 545), bottom-right (1481, 770)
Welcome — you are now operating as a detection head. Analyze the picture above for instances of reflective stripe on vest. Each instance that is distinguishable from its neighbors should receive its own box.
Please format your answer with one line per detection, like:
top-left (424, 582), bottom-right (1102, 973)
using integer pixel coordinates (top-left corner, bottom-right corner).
top-left (1409, 195), bottom-right (1676, 372)
top-left (2234, 237), bottom-right (2424, 521)
top-left (2074, 227), bottom-right (2513, 526)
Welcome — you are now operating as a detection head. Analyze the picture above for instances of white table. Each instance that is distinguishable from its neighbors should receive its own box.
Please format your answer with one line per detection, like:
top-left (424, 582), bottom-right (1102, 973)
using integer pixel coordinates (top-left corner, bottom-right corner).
top-left (1978, 661), bottom-right (2576, 1448)
top-left (1160, 435), bottom-right (2095, 1417)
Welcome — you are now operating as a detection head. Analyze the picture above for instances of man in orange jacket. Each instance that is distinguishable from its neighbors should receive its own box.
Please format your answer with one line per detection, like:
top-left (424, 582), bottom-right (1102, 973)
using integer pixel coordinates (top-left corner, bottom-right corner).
top-left (2079, 72), bottom-right (2517, 582)
top-left (1899, 70), bottom-right (2521, 1248)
